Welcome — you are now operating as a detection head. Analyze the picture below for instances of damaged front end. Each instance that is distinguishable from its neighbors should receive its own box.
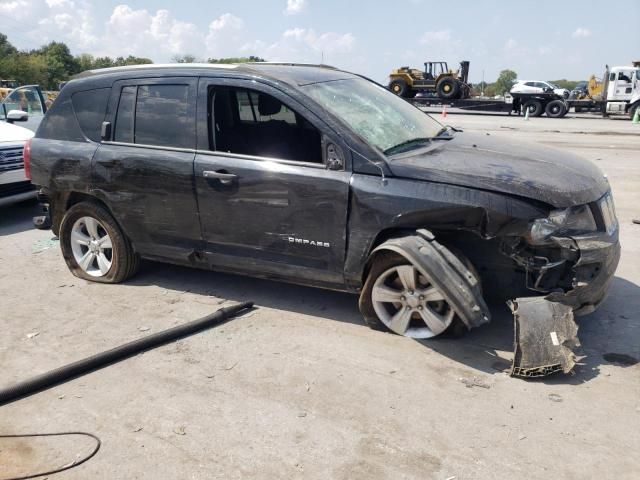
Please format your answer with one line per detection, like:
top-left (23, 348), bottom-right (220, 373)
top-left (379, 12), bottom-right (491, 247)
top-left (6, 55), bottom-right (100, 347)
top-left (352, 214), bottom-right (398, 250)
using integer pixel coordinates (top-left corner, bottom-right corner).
top-left (502, 192), bottom-right (621, 377)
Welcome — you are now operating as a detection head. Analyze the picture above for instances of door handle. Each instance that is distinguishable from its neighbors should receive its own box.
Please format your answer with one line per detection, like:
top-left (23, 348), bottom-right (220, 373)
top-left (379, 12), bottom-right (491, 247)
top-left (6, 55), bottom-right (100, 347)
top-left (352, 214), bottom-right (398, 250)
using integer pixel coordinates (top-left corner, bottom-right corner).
top-left (203, 170), bottom-right (237, 185)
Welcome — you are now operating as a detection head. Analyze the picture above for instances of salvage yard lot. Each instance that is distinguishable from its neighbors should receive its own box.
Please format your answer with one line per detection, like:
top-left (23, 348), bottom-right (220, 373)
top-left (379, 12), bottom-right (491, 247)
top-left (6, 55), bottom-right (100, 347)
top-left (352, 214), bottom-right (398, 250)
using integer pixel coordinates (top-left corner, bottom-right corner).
top-left (1, 113), bottom-right (639, 479)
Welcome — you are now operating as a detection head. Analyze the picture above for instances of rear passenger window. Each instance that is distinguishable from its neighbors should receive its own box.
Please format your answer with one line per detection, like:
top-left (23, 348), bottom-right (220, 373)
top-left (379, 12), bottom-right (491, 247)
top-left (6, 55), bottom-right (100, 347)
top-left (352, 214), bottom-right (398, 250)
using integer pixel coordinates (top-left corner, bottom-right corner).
top-left (113, 84), bottom-right (192, 148)
top-left (136, 85), bottom-right (190, 148)
top-left (72, 88), bottom-right (111, 142)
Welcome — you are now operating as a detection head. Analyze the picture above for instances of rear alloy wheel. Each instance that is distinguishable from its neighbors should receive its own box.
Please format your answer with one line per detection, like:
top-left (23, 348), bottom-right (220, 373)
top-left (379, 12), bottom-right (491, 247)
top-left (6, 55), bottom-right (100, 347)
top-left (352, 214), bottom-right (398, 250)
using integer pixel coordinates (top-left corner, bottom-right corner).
top-left (70, 216), bottom-right (113, 277)
top-left (361, 254), bottom-right (461, 339)
top-left (545, 99), bottom-right (567, 118)
top-left (60, 201), bottom-right (139, 283)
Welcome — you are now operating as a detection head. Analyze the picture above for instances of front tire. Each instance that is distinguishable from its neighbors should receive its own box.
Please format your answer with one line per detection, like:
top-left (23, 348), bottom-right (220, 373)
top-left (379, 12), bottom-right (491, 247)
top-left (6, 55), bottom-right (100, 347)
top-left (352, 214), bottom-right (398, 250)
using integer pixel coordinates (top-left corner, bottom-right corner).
top-left (59, 201), bottom-right (139, 283)
top-left (359, 252), bottom-right (463, 339)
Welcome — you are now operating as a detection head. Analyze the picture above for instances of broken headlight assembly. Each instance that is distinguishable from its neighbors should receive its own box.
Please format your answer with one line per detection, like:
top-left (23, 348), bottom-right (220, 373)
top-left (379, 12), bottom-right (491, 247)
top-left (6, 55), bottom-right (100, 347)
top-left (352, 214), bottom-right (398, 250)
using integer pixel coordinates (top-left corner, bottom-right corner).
top-left (528, 204), bottom-right (597, 245)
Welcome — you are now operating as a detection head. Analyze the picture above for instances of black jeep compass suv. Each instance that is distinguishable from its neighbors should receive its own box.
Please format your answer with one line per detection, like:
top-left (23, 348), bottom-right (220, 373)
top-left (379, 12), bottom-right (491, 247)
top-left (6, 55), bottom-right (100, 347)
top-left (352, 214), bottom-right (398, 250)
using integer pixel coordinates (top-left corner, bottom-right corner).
top-left (27, 63), bottom-right (620, 339)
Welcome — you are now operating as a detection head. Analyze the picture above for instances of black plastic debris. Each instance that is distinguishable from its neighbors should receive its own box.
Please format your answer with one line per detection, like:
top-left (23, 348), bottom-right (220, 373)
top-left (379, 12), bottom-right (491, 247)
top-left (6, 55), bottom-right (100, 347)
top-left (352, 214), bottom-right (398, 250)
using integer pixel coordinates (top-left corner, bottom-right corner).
top-left (509, 297), bottom-right (580, 378)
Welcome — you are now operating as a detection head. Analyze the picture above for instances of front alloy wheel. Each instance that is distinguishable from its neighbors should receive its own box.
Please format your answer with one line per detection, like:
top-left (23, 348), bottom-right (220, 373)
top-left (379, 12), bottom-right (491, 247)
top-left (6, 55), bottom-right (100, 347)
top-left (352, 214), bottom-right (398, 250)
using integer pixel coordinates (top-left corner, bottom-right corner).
top-left (370, 263), bottom-right (456, 338)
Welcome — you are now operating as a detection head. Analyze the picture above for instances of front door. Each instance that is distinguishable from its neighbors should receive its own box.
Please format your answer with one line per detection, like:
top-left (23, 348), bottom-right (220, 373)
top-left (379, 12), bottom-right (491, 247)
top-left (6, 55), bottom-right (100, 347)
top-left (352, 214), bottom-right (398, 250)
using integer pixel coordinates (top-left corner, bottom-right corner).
top-left (194, 79), bottom-right (350, 288)
top-left (93, 78), bottom-right (201, 261)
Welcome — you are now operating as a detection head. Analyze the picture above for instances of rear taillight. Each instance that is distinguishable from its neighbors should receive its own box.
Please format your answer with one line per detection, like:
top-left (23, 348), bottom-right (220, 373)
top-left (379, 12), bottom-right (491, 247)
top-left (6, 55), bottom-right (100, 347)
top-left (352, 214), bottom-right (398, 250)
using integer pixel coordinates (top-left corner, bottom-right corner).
top-left (23, 138), bottom-right (32, 180)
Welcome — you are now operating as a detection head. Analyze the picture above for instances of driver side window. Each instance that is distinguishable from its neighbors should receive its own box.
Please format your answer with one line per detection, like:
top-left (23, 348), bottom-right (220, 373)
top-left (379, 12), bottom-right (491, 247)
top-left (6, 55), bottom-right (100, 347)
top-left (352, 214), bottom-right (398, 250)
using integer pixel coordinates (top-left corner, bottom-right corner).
top-left (210, 87), bottom-right (322, 164)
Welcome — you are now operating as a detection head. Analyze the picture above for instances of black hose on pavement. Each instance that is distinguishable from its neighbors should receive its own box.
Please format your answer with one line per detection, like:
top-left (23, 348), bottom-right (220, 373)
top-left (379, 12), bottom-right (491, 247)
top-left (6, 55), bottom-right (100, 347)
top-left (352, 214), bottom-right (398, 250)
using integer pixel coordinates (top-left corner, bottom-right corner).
top-left (0, 302), bottom-right (253, 407)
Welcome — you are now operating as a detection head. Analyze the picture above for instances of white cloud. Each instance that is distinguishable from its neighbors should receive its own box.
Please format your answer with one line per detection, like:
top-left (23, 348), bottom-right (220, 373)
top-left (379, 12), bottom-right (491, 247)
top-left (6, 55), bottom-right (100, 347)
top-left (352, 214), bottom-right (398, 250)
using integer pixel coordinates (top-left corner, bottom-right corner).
top-left (103, 5), bottom-right (204, 58)
top-left (572, 27), bottom-right (591, 38)
top-left (2, 0), bottom-right (36, 20)
top-left (242, 28), bottom-right (354, 63)
top-left (2, 2), bottom-right (355, 67)
top-left (504, 38), bottom-right (518, 51)
top-left (45, 0), bottom-right (73, 7)
top-left (205, 13), bottom-right (245, 57)
top-left (284, 0), bottom-right (307, 15)
top-left (420, 30), bottom-right (451, 44)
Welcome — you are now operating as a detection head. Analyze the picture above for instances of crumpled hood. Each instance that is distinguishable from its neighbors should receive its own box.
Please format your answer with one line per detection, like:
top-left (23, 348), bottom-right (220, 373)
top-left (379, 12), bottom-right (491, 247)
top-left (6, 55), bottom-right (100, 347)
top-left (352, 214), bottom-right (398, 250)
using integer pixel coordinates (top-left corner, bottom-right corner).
top-left (388, 132), bottom-right (610, 207)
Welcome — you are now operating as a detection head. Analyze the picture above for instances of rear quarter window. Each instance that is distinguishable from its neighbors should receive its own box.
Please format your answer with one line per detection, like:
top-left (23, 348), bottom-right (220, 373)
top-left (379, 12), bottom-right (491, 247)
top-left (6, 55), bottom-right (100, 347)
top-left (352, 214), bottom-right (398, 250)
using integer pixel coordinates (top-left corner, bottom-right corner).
top-left (71, 88), bottom-right (111, 142)
top-left (36, 94), bottom-right (85, 142)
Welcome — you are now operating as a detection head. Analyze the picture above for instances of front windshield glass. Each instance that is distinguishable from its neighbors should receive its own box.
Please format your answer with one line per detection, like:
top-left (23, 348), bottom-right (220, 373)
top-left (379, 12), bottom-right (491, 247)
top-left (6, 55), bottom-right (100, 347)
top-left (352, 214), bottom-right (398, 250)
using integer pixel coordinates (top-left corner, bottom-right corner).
top-left (302, 78), bottom-right (442, 154)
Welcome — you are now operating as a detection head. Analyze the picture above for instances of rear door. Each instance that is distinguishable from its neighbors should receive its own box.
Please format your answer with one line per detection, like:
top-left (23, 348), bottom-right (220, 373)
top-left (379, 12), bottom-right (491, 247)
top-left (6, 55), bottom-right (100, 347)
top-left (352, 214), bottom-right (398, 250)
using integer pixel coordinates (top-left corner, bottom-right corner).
top-left (193, 78), bottom-right (351, 287)
top-left (93, 78), bottom-right (201, 261)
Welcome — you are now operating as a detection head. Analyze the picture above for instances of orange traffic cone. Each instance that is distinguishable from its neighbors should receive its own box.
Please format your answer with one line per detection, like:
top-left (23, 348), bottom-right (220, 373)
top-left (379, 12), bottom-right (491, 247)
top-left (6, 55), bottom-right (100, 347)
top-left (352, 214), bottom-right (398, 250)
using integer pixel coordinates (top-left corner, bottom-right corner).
top-left (441, 104), bottom-right (447, 118)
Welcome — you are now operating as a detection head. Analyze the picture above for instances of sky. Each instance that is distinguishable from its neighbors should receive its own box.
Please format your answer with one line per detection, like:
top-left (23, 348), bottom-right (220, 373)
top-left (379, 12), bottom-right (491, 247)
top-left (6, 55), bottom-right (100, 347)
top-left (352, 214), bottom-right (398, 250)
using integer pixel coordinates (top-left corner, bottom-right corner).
top-left (1, 0), bottom-right (639, 84)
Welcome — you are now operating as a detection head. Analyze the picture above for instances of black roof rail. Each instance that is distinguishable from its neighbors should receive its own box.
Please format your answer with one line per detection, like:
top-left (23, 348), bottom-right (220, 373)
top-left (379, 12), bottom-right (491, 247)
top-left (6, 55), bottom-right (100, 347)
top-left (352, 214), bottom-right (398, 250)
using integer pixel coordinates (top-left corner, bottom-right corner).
top-left (246, 62), bottom-right (338, 70)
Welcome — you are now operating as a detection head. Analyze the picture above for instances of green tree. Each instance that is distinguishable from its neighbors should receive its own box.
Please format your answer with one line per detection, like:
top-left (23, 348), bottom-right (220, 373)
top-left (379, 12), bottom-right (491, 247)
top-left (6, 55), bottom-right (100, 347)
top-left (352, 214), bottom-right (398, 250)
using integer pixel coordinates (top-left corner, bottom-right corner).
top-left (113, 55), bottom-right (153, 66)
top-left (494, 69), bottom-right (518, 95)
top-left (207, 56), bottom-right (265, 64)
top-left (93, 57), bottom-right (116, 69)
top-left (172, 54), bottom-right (201, 63)
top-left (0, 33), bottom-right (17, 58)
top-left (549, 79), bottom-right (579, 90)
top-left (37, 41), bottom-right (80, 87)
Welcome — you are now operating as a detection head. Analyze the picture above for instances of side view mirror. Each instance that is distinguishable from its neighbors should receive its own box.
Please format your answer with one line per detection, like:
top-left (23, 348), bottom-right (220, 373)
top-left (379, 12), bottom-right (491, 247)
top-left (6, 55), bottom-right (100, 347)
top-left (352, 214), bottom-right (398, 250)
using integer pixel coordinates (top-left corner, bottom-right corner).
top-left (325, 142), bottom-right (344, 171)
top-left (7, 109), bottom-right (28, 123)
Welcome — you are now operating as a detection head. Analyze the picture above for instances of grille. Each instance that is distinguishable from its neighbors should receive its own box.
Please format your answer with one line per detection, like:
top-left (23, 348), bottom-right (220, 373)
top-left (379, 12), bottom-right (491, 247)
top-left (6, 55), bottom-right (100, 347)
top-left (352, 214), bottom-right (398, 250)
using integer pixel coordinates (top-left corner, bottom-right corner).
top-left (0, 146), bottom-right (24, 173)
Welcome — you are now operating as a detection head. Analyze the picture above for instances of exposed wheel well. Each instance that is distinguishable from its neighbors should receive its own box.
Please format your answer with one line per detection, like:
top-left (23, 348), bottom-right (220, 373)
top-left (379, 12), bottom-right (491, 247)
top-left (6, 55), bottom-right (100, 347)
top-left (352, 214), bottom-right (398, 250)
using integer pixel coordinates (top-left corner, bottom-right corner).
top-left (362, 227), bottom-right (527, 304)
top-left (51, 192), bottom-right (114, 237)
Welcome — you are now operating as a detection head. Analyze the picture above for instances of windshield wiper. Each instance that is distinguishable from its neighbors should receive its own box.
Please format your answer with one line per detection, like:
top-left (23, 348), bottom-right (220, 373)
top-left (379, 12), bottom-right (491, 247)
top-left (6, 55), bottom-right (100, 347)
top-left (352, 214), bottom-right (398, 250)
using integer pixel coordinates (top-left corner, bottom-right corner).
top-left (384, 137), bottom-right (432, 155)
top-left (434, 125), bottom-right (462, 139)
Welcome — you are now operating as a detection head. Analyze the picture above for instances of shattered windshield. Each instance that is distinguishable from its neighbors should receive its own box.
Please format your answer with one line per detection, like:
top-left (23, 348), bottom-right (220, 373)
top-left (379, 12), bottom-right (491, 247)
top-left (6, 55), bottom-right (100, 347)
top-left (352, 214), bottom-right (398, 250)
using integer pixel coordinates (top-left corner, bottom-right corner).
top-left (302, 78), bottom-right (442, 155)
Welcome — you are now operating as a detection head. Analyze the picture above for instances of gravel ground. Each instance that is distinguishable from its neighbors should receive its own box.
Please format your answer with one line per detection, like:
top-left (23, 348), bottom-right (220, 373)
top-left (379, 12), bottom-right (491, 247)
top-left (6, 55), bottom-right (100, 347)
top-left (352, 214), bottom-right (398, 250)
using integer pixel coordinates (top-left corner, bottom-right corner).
top-left (1, 112), bottom-right (638, 479)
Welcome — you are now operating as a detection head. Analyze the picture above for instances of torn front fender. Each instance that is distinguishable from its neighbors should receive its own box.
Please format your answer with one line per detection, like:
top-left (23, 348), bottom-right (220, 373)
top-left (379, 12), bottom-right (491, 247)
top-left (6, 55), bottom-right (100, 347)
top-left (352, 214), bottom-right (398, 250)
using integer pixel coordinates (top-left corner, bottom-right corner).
top-left (371, 229), bottom-right (490, 330)
top-left (509, 297), bottom-right (580, 378)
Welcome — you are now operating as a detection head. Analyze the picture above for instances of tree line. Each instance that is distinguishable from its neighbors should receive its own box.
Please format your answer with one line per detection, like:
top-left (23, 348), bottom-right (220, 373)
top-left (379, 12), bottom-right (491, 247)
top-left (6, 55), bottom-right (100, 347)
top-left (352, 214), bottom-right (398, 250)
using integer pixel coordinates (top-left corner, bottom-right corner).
top-left (0, 33), bottom-right (266, 91)
top-left (2, 32), bottom-right (580, 94)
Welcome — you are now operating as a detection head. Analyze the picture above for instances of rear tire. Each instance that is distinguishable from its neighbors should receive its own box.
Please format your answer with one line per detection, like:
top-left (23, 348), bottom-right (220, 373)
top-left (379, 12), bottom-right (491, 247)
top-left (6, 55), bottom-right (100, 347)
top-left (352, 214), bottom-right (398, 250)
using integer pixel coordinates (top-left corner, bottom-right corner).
top-left (436, 78), bottom-right (460, 99)
top-left (545, 99), bottom-right (567, 118)
top-left (524, 99), bottom-right (543, 117)
top-left (59, 201), bottom-right (139, 283)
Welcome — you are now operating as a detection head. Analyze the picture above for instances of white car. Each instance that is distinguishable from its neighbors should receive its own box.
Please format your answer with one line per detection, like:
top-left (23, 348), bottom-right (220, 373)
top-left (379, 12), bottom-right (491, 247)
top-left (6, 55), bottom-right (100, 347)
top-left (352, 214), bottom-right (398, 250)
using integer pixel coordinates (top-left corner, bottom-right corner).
top-left (0, 120), bottom-right (36, 207)
top-left (510, 80), bottom-right (570, 98)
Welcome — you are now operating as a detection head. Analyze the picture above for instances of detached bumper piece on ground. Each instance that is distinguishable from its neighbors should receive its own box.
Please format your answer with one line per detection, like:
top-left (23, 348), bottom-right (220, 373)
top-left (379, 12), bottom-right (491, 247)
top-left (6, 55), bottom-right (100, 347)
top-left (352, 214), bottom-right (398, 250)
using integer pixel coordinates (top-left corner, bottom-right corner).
top-left (509, 297), bottom-right (580, 378)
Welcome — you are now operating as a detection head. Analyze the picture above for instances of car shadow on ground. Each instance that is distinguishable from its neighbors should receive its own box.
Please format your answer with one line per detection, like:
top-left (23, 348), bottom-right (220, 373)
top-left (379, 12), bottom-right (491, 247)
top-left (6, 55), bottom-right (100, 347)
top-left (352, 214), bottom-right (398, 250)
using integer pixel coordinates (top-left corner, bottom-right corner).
top-left (0, 199), bottom-right (40, 236)
top-left (132, 261), bottom-right (639, 384)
